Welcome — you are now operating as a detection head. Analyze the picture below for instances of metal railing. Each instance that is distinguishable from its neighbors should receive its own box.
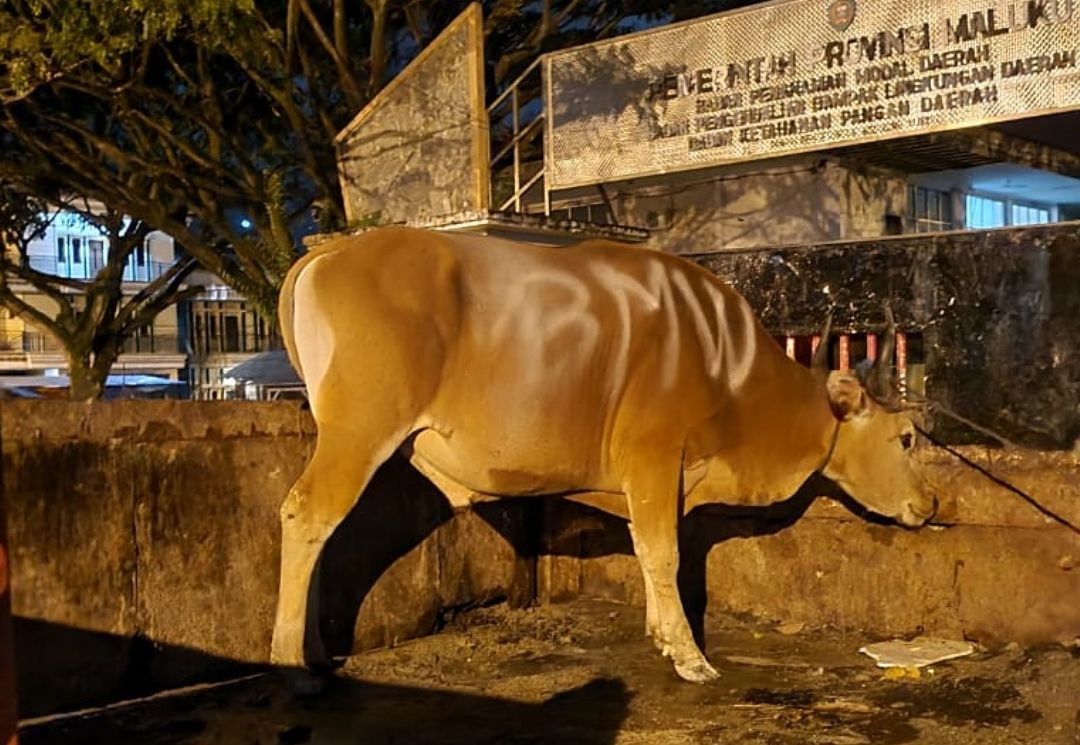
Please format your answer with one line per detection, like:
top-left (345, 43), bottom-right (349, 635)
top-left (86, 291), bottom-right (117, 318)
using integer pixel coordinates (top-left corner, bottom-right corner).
top-left (488, 58), bottom-right (548, 214)
top-left (16, 329), bottom-right (279, 358)
top-left (26, 256), bottom-right (175, 283)
top-left (776, 331), bottom-right (924, 400)
top-left (188, 335), bottom-right (281, 357)
top-left (21, 331), bottom-right (184, 356)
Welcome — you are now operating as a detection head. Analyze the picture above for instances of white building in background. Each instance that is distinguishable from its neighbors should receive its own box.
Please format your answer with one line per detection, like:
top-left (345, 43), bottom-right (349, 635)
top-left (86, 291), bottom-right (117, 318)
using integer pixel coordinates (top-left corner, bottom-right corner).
top-left (182, 271), bottom-right (277, 400)
top-left (0, 208), bottom-right (188, 385)
top-left (26, 208), bottom-right (171, 282)
top-left (0, 207), bottom-right (286, 399)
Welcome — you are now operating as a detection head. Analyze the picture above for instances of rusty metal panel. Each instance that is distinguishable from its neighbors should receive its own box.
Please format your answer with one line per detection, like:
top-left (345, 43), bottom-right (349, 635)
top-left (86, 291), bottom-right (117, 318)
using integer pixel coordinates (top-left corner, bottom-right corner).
top-left (336, 4), bottom-right (489, 225)
top-left (545, 0), bottom-right (1080, 189)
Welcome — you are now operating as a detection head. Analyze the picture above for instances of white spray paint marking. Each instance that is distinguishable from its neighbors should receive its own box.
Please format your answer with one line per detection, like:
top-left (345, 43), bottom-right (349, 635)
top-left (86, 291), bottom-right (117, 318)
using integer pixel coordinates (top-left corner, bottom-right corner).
top-left (589, 263), bottom-right (636, 401)
top-left (671, 270), bottom-right (723, 380)
top-left (489, 269), bottom-right (600, 388)
top-left (591, 260), bottom-right (681, 391)
top-left (713, 285), bottom-right (755, 389)
top-left (658, 268), bottom-right (681, 391)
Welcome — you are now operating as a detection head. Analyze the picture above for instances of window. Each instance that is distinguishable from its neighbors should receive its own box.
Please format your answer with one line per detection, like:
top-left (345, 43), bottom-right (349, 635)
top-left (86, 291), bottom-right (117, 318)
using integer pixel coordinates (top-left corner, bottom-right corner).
top-left (550, 201), bottom-right (615, 225)
top-left (907, 186), bottom-right (952, 233)
top-left (57, 236), bottom-right (67, 262)
top-left (88, 239), bottom-right (104, 270)
top-left (129, 325), bottom-right (155, 353)
top-left (71, 238), bottom-right (82, 263)
top-left (966, 195), bottom-right (1054, 229)
top-left (1011, 203), bottom-right (1051, 226)
top-left (223, 316), bottom-right (241, 352)
top-left (189, 300), bottom-right (273, 359)
top-left (965, 195), bottom-right (1007, 228)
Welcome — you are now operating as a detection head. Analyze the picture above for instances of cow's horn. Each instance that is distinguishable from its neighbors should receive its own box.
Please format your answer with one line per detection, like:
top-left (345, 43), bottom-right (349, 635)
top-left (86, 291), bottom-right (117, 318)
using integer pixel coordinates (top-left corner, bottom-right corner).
top-left (871, 305), bottom-right (896, 399)
top-left (812, 311), bottom-right (833, 371)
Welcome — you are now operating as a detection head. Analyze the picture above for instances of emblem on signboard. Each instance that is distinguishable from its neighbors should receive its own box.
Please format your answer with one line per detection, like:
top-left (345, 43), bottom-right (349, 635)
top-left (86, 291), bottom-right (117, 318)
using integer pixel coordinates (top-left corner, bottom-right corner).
top-left (827, 0), bottom-right (856, 30)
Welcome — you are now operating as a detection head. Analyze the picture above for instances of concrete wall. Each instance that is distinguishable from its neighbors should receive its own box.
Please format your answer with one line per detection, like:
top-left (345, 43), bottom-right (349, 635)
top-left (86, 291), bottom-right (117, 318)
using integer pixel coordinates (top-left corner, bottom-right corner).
top-left (4, 401), bottom-right (533, 717)
top-left (5, 404), bottom-right (1078, 723)
top-left (694, 223), bottom-right (1080, 448)
top-left (0, 473), bottom-right (16, 744)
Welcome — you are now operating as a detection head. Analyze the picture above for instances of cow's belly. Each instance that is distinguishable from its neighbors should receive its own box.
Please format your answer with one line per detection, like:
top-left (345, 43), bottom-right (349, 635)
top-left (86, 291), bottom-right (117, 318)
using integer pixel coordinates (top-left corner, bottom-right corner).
top-left (408, 426), bottom-right (602, 498)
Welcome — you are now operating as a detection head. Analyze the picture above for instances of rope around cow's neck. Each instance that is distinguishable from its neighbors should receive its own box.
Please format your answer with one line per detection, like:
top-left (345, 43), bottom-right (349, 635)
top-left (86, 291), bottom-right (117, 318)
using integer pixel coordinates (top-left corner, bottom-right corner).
top-left (816, 420), bottom-right (841, 477)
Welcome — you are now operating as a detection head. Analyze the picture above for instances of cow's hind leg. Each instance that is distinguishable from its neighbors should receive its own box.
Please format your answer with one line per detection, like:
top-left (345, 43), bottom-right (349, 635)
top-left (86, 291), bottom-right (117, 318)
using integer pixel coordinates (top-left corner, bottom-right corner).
top-left (624, 452), bottom-right (719, 683)
top-left (270, 419), bottom-right (408, 669)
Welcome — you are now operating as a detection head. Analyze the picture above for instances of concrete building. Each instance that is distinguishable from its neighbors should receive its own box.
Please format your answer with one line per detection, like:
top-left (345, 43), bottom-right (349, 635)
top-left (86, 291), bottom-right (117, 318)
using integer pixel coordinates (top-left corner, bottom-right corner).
top-left (181, 271), bottom-right (277, 400)
top-left (0, 207), bottom-right (282, 400)
top-left (329, 2), bottom-right (1080, 447)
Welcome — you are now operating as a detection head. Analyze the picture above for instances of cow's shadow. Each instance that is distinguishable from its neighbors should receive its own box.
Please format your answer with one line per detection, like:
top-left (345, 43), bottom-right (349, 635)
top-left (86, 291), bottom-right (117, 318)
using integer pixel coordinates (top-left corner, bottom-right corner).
top-left (537, 473), bottom-right (875, 645)
top-left (316, 454), bottom-right (543, 659)
top-left (316, 457), bottom-right (876, 658)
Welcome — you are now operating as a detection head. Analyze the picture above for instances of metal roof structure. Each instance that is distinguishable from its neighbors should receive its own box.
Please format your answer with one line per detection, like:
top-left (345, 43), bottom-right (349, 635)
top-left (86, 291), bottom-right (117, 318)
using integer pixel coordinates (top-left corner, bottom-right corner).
top-left (226, 350), bottom-right (302, 386)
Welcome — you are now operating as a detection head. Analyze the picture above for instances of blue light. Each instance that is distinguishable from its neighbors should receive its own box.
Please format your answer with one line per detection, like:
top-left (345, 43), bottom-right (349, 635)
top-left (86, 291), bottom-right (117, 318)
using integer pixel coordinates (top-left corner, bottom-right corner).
top-left (240, 218), bottom-right (252, 229)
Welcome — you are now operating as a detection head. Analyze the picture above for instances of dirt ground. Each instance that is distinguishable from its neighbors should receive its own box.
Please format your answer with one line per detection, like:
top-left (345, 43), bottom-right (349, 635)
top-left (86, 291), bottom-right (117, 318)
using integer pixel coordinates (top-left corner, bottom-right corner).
top-left (19, 599), bottom-right (1080, 744)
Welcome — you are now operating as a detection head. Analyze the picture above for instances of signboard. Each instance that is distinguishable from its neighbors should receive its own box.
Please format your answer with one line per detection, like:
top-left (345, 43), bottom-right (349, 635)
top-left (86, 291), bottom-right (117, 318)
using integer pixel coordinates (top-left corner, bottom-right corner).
top-left (336, 4), bottom-right (489, 225)
top-left (544, 0), bottom-right (1080, 189)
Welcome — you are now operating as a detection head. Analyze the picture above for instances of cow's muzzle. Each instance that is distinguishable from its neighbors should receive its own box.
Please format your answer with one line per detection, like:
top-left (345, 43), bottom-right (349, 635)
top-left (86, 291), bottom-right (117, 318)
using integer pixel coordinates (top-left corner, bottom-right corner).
top-left (897, 494), bottom-right (938, 528)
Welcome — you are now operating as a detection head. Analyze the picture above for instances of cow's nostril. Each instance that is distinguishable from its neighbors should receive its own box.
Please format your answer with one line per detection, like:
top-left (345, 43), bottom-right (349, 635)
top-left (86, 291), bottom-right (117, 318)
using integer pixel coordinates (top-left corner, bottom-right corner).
top-left (924, 495), bottom-right (939, 519)
top-left (898, 498), bottom-right (936, 527)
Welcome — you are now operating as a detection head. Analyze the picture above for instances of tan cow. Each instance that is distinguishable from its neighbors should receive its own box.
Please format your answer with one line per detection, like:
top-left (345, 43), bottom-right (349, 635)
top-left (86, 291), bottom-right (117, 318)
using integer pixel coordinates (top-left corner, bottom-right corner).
top-left (270, 227), bottom-right (936, 682)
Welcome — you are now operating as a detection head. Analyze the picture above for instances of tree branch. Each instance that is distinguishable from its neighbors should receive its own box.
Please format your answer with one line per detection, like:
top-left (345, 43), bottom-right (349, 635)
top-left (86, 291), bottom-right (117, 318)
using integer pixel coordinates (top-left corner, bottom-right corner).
top-left (0, 277), bottom-right (72, 347)
top-left (112, 254), bottom-right (199, 332)
top-left (296, 0), bottom-right (365, 109)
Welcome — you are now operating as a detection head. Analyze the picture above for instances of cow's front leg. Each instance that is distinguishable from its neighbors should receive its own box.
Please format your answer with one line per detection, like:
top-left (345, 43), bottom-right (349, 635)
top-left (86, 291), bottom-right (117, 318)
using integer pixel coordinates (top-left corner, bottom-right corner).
top-left (628, 523), bottom-right (660, 641)
top-left (624, 453), bottom-right (719, 683)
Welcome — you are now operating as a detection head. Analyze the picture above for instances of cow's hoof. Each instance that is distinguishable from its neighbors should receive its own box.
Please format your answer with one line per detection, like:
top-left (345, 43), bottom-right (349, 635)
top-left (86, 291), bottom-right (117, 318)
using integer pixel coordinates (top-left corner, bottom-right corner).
top-left (674, 657), bottom-right (720, 683)
top-left (269, 630), bottom-right (304, 669)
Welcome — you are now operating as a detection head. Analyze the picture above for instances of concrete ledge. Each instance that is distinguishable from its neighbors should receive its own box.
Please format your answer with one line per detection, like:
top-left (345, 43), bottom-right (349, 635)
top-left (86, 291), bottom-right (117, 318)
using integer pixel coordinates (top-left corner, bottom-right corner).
top-left (6, 400), bottom-right (1077, 716)
top-left (2, 400), bottom-right (316, 443)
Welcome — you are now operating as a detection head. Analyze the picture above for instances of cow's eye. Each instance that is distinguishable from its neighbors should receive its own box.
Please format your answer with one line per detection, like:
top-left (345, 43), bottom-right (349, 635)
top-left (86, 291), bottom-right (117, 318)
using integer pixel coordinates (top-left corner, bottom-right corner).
top-left (900, 433), bottom-right (914, 450)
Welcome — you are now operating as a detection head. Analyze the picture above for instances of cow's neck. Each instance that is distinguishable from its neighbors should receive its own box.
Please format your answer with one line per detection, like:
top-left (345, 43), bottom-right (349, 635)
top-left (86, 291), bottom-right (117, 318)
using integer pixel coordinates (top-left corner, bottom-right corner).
top-left (685, 356), bottom-right (837, 510)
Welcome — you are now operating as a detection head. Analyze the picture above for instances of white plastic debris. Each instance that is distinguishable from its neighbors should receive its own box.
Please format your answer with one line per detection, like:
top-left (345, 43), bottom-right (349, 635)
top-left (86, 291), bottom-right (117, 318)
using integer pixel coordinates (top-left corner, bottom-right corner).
top-left (859, 638), bottom-right (975, 669)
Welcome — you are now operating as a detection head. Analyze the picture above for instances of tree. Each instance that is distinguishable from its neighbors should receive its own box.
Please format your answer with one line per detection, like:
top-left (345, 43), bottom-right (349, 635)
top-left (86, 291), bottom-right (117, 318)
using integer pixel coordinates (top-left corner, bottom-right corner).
top-left (0, 0), bottom-right (735, 323)
top-left (0, 181), bottom-right (201, 400)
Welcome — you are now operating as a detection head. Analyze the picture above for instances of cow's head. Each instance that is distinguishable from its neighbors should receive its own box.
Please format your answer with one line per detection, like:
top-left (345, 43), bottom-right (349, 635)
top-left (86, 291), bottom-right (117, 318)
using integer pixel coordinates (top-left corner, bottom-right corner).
top-left (815, 311), bottom-right (937, 527)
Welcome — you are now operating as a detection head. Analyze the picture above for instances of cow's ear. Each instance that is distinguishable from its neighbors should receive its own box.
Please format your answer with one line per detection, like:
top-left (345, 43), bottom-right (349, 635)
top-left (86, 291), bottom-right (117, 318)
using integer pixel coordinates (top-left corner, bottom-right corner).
top-left (826, 371), bottom-right (869, 421)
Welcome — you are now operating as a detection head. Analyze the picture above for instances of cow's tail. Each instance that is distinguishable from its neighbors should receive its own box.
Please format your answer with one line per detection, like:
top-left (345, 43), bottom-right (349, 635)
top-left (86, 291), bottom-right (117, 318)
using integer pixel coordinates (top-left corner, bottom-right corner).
top-left (278, 245), bottom-right (334, 382)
